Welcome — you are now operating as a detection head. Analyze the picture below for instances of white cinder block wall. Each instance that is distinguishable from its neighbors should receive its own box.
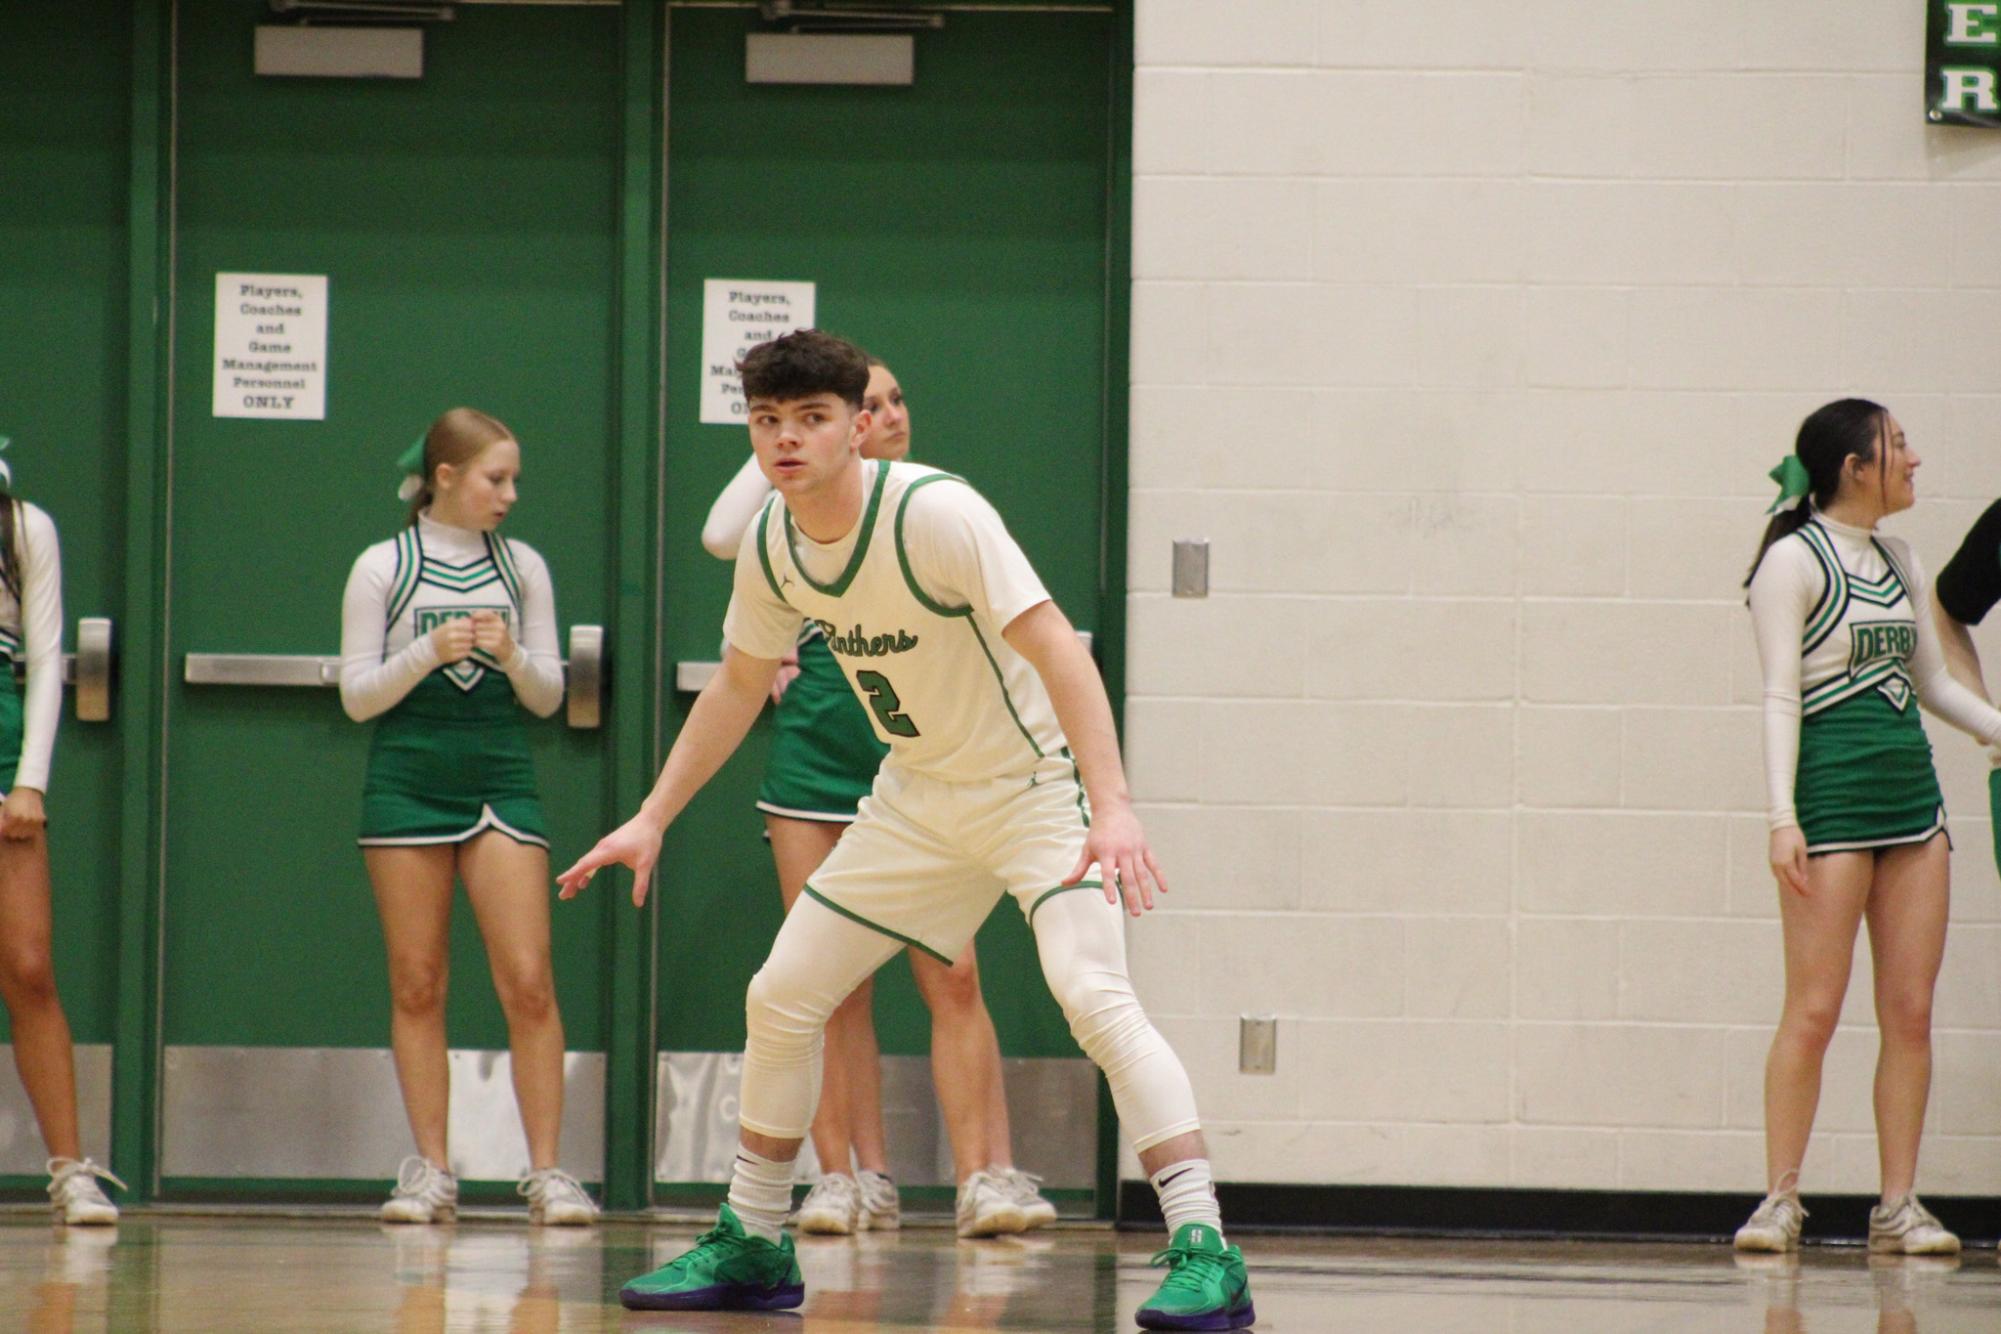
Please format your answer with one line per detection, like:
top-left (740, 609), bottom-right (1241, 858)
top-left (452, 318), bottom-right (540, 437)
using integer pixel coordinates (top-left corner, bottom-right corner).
top-left (1124, 0), bottom-right (2001, 1196)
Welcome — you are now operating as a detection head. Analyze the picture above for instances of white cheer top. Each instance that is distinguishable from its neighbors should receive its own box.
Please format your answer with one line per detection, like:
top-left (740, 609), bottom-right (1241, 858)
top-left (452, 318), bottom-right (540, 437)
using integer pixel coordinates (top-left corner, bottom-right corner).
top-left (339, 511), bottom-right (563, 723)
top-left (1747, 509), bottom-right (2001, 831)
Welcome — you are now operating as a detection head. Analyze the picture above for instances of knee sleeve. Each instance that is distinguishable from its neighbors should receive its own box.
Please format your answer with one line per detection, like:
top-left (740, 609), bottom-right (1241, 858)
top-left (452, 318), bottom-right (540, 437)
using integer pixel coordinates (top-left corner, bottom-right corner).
top-left (737, 895), bottom-right (900, 1140)
top-left (1033, 892), bottom-right (1201, 1153)
top-left (738, 966), bottom-right (827, 1139)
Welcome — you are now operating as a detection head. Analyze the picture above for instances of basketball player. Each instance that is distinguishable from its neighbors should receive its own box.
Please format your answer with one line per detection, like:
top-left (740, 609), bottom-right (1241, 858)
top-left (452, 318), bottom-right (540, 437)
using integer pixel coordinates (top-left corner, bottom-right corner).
top-left (561, 332), bottom-right (1253, 1330)
top-left (702, 354), bottom-right (1055, 1238)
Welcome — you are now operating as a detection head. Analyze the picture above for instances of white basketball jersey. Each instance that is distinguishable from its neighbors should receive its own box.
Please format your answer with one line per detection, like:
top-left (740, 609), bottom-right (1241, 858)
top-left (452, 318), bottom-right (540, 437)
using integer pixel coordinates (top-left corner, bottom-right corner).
top-left (745, 462), bottom-right (1066, 783)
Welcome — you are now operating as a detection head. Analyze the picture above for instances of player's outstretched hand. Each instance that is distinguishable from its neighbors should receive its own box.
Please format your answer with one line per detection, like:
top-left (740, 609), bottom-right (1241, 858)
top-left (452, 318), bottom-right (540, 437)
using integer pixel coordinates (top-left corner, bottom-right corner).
top-left (1065, 801), bottom-right (1168, 917)
top-left (557, 810), bottom-right (667, 908)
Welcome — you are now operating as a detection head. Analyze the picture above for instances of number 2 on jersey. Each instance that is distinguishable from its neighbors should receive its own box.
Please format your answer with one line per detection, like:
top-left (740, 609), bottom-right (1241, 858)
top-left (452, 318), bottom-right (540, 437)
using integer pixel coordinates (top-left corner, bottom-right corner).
top-left (855, 669), bottom-right (920, 738)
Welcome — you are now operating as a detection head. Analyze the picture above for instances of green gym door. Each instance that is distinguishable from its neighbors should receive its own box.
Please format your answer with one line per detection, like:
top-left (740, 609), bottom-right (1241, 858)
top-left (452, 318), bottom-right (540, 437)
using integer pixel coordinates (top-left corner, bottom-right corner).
top-left (653, 3), bottom-right (1123, 1205)
top-left (152, 4), bottom-right (629, 1198)
top-left (0, 0), bottom-right (129, 1186)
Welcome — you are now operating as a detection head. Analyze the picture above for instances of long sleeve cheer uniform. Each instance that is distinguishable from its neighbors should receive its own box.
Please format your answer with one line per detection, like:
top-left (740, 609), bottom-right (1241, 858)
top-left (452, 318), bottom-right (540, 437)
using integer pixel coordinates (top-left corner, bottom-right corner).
top-left (1749, 510), bottom-right (2001, 852)
top-left (0, 501), bottom-right (63, 798)
top-left (341, 511), bottom-right (562, 848)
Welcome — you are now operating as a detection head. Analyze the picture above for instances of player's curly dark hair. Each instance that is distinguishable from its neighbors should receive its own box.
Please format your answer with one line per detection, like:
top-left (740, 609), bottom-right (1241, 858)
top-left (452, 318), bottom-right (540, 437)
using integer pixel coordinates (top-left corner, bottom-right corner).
top-left (738, 329), bottom-right (868, 409)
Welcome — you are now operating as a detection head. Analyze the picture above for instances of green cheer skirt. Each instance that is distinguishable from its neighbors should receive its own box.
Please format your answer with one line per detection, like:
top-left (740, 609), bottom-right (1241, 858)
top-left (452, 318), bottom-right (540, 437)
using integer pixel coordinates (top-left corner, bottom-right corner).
top-left (0, 669), bottom-right (21, 796)
top-left (756, 634), bottom-right (888, 824)
top-left (1795, 689), bottom-right (1945, 855)
top-left (358, 671), bottom-right (546, 848)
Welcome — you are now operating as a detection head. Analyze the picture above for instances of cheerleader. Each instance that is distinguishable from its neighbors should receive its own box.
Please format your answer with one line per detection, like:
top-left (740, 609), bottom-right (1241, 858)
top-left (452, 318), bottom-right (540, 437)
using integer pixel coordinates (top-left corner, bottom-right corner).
top-left (340, 409), bottom-right (594, 1226)
top-left (1737, 399), bottom-right (1998, 1254)
top-left (0, 437), bottom-right (120, 1224)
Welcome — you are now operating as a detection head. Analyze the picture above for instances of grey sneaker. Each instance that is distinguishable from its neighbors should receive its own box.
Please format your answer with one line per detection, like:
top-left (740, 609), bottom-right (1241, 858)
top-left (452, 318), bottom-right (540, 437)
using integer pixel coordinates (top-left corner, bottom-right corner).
top-left (1733, 1191), bottom-right (1805, 1252)
top-left (381, 1155), bottom-right (458, 1224)
top-left (47, 1157), bottom-right (123, 1226)
top-left (999, 1166), bottom-right (1057, 1229)
top-left (857, 1168), bottom-right (900, 1231)
top-left (955, 1168), bottom-right (1027, 1239)
top-left (519, 1167), bottom-right (598, 1226)
top-left (1869, 1195), bottom-right (1959, 1255)
top-left (795, 1172), bottom-right (862, 1235)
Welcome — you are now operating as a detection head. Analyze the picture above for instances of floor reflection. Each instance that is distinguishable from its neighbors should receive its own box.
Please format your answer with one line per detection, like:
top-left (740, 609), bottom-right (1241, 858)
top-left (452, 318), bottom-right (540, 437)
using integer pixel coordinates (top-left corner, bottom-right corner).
top-left (0, 1213), bottom-right (1996, 1332)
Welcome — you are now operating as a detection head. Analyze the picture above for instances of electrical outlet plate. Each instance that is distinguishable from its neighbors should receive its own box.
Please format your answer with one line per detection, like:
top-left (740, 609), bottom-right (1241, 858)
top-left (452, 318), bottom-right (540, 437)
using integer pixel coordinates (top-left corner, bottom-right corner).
top-left (1172, 538), bottom-right (1209, 598)
top-left (1239, 1015), bottom-right (1276, 1074)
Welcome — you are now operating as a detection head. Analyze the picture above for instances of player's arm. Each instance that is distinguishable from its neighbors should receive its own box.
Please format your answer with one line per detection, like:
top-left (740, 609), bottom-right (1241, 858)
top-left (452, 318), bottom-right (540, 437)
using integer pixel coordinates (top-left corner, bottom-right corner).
top-left (1931, 499), bottom-right (2001, 705)
top-left (1903, 541), bottom-right (2001, 745)
top-left (1004, 600), bottom-right (1168, 917)
top-left (557, 644), bottom-right (780, 907)
top-left (1933, 601), bottom-right (1992, 704)
top-left (560, 514), bottom-right (797, 907)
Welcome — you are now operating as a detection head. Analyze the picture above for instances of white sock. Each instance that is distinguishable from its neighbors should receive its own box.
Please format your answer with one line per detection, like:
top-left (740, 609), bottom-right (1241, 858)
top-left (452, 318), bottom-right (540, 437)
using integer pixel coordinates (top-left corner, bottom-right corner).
top-left (727, 1148), bottom-right (795, 1244)
top-left (1150, 1159), bottom-right (1223, 1242)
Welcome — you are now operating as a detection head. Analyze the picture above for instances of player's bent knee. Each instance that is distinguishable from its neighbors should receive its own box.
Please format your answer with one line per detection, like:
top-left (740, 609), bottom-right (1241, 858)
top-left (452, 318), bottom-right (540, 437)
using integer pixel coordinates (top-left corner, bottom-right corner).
top-left (1045, 967), bottom-right (1138, 1028)
top-left (743, 966), bottom-right (827, 1054)
top-left (1063, 995), bottom-right (1157, 1071)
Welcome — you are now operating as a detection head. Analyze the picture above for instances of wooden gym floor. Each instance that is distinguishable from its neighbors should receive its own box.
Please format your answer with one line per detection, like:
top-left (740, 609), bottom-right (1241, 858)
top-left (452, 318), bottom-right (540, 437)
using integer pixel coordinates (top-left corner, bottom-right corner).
top-left (4, 1211), bottom-right (2000, 1332)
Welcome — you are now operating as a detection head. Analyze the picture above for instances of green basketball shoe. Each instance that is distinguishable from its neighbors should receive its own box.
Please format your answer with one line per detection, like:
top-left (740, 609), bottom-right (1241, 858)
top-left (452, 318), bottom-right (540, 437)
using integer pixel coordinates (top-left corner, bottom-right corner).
top-left (1135, 1223), bottom-right (1255, 1330)
top-left (618, 1204), bottom-right (805, 1312)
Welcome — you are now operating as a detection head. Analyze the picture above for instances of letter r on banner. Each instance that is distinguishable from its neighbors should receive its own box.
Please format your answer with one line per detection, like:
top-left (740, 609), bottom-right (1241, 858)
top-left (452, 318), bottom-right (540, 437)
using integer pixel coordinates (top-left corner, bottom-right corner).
top-left (1941, 65), bottom-right (2000, 111)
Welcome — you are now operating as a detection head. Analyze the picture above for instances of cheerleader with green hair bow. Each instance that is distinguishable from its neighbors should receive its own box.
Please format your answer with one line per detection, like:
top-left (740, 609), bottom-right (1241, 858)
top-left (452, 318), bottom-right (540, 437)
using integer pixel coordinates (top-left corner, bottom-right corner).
top-left (341, 409), bottom-right (597, 1228)
top-left (0, 434), bottom-right (124, 1223)
top-left (1737, 400), bottom-right (2000, 1257)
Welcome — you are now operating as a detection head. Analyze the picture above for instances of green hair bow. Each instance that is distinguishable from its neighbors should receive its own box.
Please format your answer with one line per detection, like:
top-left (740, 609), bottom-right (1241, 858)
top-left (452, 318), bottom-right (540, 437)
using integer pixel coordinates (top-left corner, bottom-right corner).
top-left (1766, 455), bottom-right (1810, 516)
top-left (396, 435), bottom-right (426, 503)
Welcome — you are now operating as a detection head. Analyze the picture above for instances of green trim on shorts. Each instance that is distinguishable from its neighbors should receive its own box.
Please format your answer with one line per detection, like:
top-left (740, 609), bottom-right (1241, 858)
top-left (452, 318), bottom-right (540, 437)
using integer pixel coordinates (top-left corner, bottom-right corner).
top-left (803, 884), bottom-right (953, 965)
top-left (787, 459), bottom-right (891, 597)
top-left (1028, 881), bottom-right (1103, 927)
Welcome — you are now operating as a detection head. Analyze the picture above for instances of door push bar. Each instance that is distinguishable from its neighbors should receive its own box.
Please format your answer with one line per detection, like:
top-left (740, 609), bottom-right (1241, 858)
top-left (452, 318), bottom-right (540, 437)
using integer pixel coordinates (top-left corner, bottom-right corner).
top-left (564, 624), bottom-right (604, 731)
top-left (55, 616), bottom-right (115, 723)
top-left (182, 624), bottom-right (608, 731)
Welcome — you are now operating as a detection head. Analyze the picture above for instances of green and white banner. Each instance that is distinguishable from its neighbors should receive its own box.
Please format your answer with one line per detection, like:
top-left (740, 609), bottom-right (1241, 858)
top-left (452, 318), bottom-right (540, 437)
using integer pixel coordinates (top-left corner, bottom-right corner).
top-left (1930, 1), bottom-right (2001, 126)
